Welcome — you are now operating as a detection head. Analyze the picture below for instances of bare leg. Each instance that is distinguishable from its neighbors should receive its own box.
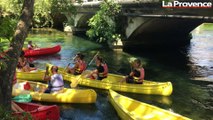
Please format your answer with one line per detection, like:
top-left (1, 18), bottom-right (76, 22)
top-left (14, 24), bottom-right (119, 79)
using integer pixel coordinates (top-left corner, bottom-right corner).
top-left (67, 68), bottom-right (75, 74)
top-left (120, 76), bottom-right (127, 83)
top-left (22, 66), bottom-right (30, 72)
top-left (86, 72), bottom-right (97, 80)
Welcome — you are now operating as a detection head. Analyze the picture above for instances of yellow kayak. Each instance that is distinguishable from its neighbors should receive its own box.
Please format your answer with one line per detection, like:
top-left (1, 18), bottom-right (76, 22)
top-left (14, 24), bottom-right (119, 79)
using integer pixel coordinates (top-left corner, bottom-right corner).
top-left (109, 89), bottom-right (191, 120)
top-left (47, 64), bottom-right (173, 96)
top-left (12, 80), bottom-right (97, 103)
top-left (16, 70), bottom-right (46, 81)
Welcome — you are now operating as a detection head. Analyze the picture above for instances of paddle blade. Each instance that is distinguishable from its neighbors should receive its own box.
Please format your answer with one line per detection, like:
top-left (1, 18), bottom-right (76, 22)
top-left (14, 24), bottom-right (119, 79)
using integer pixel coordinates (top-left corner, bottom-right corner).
top-left (70, 70), bottom-right (91, 88)
top-left (70, 76), bottom-right (82, 88)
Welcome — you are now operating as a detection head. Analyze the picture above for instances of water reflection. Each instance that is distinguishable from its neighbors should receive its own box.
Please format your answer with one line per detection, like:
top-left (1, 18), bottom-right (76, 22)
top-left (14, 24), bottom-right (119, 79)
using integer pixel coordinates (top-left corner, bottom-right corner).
top-left (189, 23), bottom-right (213, 82)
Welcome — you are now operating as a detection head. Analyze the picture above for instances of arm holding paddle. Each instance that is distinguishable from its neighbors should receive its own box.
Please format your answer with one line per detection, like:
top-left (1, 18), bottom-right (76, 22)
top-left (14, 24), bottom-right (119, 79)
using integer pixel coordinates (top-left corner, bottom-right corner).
top-left (121, 58), bottom-right (144, 84)
top-left (38, 66), bottom-right (51, 93)
top-left (43, 66), bottom-right (51, 81)
top-left (71, 52), bottom-right (99, 88)
top-left (86, 55), bottom-right (108, 80)
top-left (43, 66), bottom-right (64, 93)
top-left (67, 53), bottom-right (86, 75)
top-left (63, 63), bottom-right (71, 73)
top-left (27, 41), bottom-right (39, 50)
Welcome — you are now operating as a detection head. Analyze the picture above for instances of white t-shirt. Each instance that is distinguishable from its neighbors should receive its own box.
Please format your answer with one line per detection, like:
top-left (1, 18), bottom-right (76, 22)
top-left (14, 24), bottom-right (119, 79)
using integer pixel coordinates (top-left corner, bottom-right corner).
top-left (50, 74), bottom-right (64, 92)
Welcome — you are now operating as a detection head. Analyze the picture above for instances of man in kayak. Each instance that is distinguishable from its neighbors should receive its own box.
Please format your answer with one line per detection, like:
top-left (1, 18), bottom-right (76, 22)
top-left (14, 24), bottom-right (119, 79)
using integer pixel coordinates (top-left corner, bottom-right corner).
top-left (67, 53), bottom-right (87, 75)
top-left (121, 59), bottom-right (145, 84)
top-left (43, 66), bottom-right (64, 93)
top-left (87, 55), bottom-right (108, 80)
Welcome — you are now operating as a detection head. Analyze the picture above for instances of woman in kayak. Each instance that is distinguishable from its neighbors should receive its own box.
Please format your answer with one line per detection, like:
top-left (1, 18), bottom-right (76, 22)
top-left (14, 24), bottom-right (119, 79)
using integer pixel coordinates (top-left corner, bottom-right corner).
top-left (17, 51), bottom-right (36, 72)
top-left (87, 55), bottom-right (108, 80)
top-left (121, 58), bottom-right (145, 84)
top-left (67, 53), bottom-right (87, 75)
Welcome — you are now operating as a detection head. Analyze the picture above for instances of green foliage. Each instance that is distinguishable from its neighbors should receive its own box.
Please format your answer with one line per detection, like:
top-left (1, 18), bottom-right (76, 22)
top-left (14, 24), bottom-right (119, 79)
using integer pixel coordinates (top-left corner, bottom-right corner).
top-left (33, 0), bottom-right (77, 27)
top-left (0, 17), bottom-right (18, 41)
top-left (0, 60), bottom-right (7, 71)
top-left (51, 0), bottom-right (76, 13)
top-left (86, 0), bottom-right (121, 47)
top-left (0, 0), bottom-right (77, 69)
top-left (0, 107), bottom-right (14, 120)
top-left (0, 0), bottom-right (77, 28)
top-left (50, 0), bottom-right (77, 26)
top-left (33, 0), bottom-right (52, 27)
top-left (0, 0), bottom-right (23, 16)
top-left (0, 16), bottom-right (18, 71)
top-left (0, 106), bottom-right (33, 120)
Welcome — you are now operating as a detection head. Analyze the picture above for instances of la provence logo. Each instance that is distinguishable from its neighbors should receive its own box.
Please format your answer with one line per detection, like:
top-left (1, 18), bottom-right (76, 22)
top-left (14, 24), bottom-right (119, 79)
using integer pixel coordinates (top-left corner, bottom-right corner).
top-left (162, 1), bottom-right (212, 8)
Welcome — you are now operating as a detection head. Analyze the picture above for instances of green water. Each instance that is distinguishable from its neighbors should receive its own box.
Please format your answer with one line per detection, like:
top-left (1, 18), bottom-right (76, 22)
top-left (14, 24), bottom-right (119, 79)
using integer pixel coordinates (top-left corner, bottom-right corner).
top-left (27, 24), bottom-right (213, 120)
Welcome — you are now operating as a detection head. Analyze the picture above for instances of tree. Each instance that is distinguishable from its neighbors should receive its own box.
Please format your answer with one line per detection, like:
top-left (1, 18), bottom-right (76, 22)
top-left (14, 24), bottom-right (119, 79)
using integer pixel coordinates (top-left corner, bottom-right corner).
top-left (0, 0), bottom-right (78, 29)
top-left (86, 0), bottom-right (121, 47)
top-left (0, 0), bottom-right (34, 111)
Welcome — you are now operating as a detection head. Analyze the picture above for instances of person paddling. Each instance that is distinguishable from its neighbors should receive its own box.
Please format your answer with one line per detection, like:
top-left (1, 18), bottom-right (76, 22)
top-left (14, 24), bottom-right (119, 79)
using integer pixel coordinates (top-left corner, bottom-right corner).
top-left (121, 58), bottom-right (145, 84)
top-left (17, 51), bottom-right (36, 72)
top-left (27, 41), bottom-right (38, 50)
top-left (43, 66), bottom-right (64, 93)
top-left (87, 55), bottom-right (108, 80)
top-left (67, 53), bottom-right (87, 75)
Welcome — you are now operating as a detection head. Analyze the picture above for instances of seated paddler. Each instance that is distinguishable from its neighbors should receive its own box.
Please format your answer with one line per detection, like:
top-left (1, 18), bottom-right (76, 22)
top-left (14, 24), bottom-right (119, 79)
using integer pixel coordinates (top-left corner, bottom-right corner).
top-left (67, 53), bottom-right (87, 75)
top-left (121, 58), bottom-right (145, 84)
top-left (87, 55), bottom-right (108, 80)
top-left (43, 66), bottom-right (64, 93)
top-left (27, 40), bottom-right (39, 50)
top-left (17, 51), bottom-right (37, 72)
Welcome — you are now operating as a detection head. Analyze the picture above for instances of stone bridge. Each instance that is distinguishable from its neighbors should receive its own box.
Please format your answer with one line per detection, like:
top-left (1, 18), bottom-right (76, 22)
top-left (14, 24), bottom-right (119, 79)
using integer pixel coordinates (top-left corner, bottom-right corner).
top-left (64, 0), bottom-right (213, 49)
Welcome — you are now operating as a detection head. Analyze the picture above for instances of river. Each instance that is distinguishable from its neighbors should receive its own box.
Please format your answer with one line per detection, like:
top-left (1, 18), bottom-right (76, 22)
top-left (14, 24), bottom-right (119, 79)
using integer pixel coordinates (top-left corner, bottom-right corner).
top-left (27, 23), bottom-right (213, 120)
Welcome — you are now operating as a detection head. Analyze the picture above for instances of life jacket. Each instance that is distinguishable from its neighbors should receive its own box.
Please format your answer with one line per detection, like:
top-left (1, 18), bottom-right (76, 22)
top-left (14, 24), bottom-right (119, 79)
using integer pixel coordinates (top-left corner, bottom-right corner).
top-left (17, 58), bottom-right (27, 69)
top-left (27, 44), bottom-right (34, 50)
top-left (98, 63), bottom-right (108, 78)
top-left (17, 61), bottom-right (22, 69)
top-left (75, 60), bottom-right (87, 74)
top-left (133, 68), bottom-right (144, 83)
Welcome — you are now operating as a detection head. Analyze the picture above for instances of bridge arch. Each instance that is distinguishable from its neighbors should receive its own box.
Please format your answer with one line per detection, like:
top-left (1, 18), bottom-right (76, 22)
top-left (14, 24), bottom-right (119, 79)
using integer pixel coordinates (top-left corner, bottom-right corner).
top-left (124, 11), bottom-right (205, 49)
top-left (65, 0), bottom-right (213, 49)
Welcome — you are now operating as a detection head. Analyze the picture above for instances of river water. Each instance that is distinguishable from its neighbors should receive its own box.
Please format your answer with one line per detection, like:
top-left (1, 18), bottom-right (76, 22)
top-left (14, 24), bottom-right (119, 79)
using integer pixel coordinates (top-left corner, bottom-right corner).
top-left (27, 23), bottom-right (213, 120)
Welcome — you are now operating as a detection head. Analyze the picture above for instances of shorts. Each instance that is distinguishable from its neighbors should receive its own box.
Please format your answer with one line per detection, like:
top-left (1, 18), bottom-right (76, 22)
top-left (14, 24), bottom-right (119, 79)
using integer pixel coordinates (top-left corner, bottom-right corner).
top-left (74, 71), bottom-right (81, 75)
top-left (97, 76), bottom-right (106, 80)
top-left (126, 76), bottom-right (142, 84)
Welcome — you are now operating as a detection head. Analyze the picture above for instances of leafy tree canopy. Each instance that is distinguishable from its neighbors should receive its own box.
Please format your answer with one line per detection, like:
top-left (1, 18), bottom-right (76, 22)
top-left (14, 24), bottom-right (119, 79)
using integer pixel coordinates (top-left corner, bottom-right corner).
top-left (86, 0), bottom-right (121, 47)
top-left (0, 0), bottom-right (78, 28)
